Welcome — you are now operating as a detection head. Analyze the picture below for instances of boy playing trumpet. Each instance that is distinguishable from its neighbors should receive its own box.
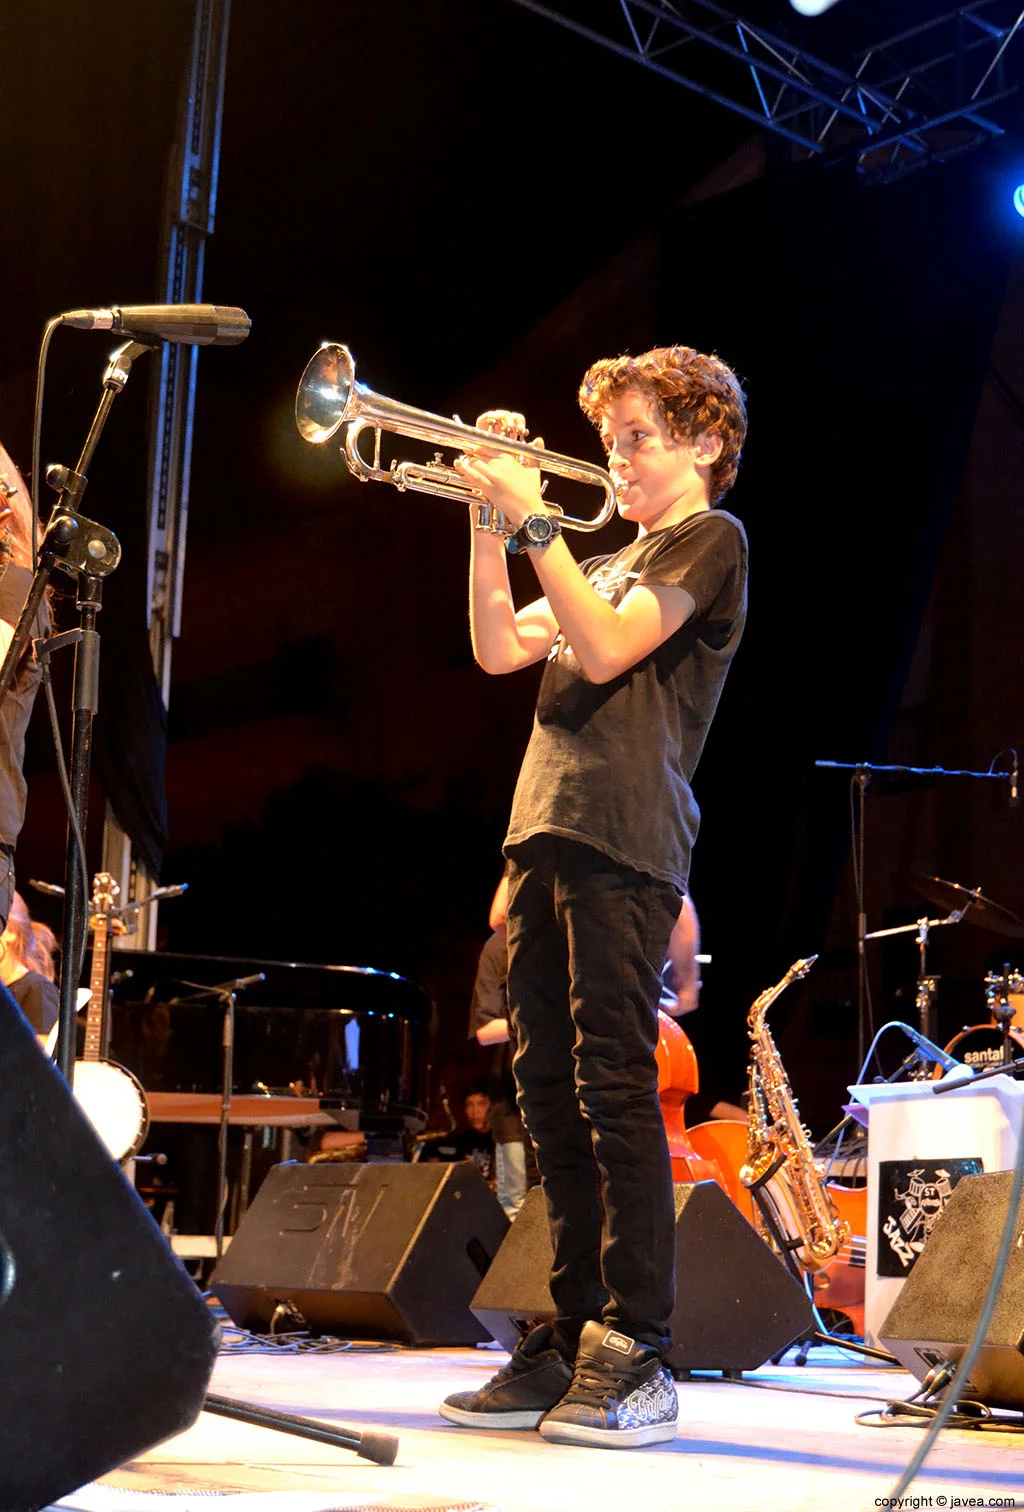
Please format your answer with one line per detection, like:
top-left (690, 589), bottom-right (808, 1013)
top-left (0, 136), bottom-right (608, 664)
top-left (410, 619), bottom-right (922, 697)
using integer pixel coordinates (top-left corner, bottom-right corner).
top-left (440, 345), bottom-right (748, 1449)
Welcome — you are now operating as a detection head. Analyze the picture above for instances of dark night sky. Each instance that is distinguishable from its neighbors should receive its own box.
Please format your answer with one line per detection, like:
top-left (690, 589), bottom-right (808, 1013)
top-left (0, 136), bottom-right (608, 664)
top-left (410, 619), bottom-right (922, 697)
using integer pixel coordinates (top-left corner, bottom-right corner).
top-left (3, 1), bottom-right (1024, 1123)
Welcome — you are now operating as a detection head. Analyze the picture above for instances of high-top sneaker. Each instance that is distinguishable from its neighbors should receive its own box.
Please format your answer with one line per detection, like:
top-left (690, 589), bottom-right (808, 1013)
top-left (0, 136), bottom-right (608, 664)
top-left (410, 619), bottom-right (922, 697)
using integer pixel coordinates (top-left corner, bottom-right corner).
top-left (538, 1321), bottom-right (678, 1448)
top-left (439, 1323), bottom-right (574, 1430)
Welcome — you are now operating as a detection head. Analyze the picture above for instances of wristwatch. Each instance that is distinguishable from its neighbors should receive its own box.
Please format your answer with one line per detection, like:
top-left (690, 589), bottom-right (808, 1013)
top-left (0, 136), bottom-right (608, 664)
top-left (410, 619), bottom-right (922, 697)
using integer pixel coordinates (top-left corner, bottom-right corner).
top-left (506, 513), bottom-right (562, 554)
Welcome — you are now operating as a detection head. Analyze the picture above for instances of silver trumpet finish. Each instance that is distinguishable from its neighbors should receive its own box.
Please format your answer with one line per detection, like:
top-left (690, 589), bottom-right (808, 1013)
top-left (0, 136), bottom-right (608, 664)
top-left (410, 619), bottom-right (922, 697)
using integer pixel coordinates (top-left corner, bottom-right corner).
top-left (295, 343), bottom-right (618, 534)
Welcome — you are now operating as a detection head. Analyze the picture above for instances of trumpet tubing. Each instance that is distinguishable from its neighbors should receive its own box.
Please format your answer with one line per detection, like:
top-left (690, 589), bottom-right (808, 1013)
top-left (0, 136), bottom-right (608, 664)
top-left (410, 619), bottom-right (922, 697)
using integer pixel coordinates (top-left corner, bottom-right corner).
top-left (295, 342), bottom-right (618, 533)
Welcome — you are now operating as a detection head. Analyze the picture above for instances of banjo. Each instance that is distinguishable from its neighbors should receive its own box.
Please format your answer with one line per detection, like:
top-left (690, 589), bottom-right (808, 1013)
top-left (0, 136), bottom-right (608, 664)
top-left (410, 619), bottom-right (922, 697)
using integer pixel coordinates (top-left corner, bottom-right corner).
top-left (72, 872), bottom-right (149, 1162)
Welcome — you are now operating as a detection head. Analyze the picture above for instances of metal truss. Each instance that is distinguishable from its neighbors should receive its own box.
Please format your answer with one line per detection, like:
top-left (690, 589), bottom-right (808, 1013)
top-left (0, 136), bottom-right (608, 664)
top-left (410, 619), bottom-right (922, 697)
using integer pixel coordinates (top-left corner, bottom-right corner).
top-left (508, 1), bottom-right (1024, 181)
top-left (102, 0), bottom-right (233, 942)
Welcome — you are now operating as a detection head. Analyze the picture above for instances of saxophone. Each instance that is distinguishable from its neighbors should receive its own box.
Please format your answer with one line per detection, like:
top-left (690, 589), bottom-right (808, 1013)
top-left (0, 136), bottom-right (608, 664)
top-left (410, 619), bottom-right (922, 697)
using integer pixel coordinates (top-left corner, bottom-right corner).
top-left (739, 957), bottom-right (850, 1272)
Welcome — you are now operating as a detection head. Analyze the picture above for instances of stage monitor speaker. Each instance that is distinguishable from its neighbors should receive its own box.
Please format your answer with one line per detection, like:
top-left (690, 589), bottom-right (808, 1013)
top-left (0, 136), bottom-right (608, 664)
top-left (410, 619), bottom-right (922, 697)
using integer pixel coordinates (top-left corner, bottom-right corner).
top-left (470, 1186), bottom-right (560, 1352)
top-left (0, 991), bottom-right (220, 1512)
top-left (471, 1180), bottom-right (814, 1371)
top-left (880, 1169), bottom-right (1024, 1409)
top-left (210, 1159), bottom-right (509, 1345)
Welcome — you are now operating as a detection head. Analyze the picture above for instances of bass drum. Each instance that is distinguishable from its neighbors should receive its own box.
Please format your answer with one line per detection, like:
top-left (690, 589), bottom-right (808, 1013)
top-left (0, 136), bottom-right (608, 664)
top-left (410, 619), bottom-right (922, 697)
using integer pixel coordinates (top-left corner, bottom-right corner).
top-left (942, 1022), bottom-right (1024, 1074)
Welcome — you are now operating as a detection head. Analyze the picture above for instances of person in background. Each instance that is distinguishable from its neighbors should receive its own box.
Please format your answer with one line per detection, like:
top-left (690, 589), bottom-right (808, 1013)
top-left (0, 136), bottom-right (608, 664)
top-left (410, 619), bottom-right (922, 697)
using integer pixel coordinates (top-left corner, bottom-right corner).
top-left (0, 443), bottom-right (49, 931)
top-left (417, 1084), bottom-right (495, 1185)
top-left (0, 889), bottom-right (58, 1041)
top-left (469, 866), bottom-right (538, 1220)
top-left (660, 893), bottom-right (746, 1124)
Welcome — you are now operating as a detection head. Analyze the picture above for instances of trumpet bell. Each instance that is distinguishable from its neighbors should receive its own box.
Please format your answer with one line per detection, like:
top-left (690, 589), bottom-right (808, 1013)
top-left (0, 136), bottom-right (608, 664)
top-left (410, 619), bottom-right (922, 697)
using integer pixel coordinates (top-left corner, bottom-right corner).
top-left (296, 342), bottom-right (356, 444)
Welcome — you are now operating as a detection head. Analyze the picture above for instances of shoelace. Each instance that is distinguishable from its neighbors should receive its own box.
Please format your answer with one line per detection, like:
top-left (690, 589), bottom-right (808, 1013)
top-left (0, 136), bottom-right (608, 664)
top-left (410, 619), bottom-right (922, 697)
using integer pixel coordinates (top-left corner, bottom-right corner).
top-left (495, 1343), bottom-right (557, 1384)
top-left (563, 1356), bottom-right (642, 1409)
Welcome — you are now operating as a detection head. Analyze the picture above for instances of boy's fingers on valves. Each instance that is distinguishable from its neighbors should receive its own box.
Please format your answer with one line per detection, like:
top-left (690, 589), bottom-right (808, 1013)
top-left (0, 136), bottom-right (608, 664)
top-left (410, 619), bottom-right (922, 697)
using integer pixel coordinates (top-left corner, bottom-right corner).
top-left (475, 409), bottom-right (527, 441)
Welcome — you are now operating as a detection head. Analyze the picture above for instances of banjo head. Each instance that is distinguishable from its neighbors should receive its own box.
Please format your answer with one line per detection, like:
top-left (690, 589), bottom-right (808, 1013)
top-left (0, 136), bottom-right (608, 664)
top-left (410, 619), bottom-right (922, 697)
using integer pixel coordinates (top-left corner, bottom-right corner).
top-left (72, 1059), bottom-right (149, 1162)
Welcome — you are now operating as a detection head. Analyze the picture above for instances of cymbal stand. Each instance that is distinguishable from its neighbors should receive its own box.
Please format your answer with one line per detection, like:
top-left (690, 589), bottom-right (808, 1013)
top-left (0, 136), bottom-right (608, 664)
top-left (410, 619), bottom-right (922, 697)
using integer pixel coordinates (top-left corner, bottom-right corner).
top-left (816, 757), bottom-right (1010, 1080)
top-left (864, 913), bottom-right (966, 1075)
top-left (0, 340), bottom-right (150, 1083)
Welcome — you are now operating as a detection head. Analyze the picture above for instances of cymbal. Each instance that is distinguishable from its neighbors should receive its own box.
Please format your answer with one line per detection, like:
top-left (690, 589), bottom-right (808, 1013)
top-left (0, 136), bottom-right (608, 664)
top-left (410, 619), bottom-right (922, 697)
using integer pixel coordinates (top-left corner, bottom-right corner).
top-left (909, 874), bottom-right (1024, 939)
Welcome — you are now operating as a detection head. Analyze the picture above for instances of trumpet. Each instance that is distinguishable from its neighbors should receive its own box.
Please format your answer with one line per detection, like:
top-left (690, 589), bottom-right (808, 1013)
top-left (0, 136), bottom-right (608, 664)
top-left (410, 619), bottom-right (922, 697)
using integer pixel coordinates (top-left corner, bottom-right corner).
top-left (295, 342), bottom-right (618, 535)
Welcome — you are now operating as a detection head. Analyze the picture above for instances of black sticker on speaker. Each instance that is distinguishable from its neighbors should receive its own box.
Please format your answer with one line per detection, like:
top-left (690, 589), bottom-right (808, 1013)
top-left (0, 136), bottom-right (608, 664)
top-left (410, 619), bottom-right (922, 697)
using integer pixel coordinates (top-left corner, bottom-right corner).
top-left (876, 1158), bottom-right (983, 1277)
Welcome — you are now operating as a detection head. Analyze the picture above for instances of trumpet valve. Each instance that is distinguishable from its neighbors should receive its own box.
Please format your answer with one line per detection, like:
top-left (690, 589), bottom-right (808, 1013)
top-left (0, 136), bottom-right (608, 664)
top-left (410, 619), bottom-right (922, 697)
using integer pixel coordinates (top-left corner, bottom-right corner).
top-left (474, 502), bottom-right (510, 536)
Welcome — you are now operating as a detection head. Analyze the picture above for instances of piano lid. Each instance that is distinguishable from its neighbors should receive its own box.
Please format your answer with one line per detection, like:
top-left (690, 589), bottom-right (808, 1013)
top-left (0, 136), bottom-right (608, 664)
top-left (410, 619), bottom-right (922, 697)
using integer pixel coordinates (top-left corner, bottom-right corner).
top-left (107, 950), bottom-right (432, 1102)
top-left (105, 949), bottom-right (432, 1023)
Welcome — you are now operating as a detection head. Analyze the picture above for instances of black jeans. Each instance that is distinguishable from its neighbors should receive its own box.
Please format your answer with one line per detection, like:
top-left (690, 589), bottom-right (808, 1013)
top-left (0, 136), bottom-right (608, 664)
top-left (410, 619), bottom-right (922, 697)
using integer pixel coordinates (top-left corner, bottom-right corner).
top-left (505, 834), bottom-right (681, 1356)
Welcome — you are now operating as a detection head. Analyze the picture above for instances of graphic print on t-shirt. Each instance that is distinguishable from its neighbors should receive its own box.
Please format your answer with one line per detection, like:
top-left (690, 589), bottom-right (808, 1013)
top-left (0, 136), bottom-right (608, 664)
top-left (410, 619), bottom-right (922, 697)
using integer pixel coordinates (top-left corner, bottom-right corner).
top-left (547, 562), bottom-right (642, 664)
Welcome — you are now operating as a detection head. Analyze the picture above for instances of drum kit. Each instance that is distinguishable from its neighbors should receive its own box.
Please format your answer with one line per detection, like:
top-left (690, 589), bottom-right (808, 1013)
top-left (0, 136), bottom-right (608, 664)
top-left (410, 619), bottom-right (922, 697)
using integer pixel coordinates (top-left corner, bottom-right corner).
top-left (865, 873), bottom-right (1024, 1072)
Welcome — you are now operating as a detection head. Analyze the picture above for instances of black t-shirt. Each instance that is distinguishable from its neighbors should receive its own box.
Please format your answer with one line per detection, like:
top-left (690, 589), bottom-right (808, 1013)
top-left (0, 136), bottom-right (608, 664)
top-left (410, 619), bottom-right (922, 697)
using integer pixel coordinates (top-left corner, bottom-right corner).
top-left (0, 564), bottom-right (48, 848)
top-left (467, 926), bottom-right (522, 1134)
top-left (505, 510), bottom-right (747, 890)
top-left (419, 1127), bottom-right (494, 1182)
top-left (8, 970), bottom-right (59, 1034)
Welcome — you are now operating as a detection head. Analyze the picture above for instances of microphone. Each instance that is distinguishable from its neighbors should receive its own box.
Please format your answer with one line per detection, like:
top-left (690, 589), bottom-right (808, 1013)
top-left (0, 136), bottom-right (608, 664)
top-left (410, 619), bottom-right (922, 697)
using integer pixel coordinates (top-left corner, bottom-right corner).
top-left (1011, 752), bottom-right (1019, 808)
top-left (214, 973), bottom-right (266, 993)
top-left (894, 1020), bottom-right (970, 1077)
top-left (58, 304), bottom-right (250, 346)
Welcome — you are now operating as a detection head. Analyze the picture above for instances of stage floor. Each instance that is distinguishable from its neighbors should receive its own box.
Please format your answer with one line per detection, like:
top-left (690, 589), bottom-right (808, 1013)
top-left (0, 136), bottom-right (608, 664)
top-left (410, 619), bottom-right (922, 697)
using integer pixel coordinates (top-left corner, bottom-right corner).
top-left (52, 1338), bottom-right (1024, 1512)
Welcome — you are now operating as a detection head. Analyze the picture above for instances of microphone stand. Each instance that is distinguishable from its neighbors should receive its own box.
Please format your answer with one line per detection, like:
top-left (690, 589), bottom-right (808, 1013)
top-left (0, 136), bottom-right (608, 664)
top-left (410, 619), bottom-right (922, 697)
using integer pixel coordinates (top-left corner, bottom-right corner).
top-left (202, 1393), bottom-right (397, 1466)
top-left (0, 339), bottom-right (149, 1084)
top-left (933, 1052), bottom-right (1024, 1092)
top-left (173, 973), bottom-right (265, 1257)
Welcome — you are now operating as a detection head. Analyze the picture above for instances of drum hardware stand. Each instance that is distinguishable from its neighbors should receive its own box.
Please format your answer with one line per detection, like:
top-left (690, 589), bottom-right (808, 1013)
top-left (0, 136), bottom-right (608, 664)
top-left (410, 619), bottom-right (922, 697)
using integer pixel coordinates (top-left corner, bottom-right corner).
top-left (172, 973), bottom-right (266, 1257)
top-left (816, 758), bottom-right (1013, 1077)
top-left (0, 340), bottom-right (160, 1085)
top-left (864, 912), bottom-right (968, 1072)
top-left (984, 966), bottom-right (1024, 1066)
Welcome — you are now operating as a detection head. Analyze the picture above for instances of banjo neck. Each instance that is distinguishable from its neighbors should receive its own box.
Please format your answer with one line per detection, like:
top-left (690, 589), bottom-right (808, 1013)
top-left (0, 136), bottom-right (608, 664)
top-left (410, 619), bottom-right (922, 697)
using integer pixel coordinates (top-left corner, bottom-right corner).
top-left (83, 873), bottom-right (120, 1063)
top-left (75, 871), bottom-right (149, 1163)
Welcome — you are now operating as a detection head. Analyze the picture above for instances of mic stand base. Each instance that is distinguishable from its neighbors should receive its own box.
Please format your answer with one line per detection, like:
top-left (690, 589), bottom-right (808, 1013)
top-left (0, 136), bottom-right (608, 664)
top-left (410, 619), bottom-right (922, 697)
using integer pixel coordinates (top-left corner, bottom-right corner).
top-left (790, 1331), bottom-right (900, 1367)
top-left (202, 1393), bottom-right (398, 1465)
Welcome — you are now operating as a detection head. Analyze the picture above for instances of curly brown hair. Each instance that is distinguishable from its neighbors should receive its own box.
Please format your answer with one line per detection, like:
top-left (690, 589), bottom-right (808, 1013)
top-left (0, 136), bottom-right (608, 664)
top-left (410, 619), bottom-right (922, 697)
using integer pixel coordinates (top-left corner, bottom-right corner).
top-left (578, 345), bottom-right (747, 504)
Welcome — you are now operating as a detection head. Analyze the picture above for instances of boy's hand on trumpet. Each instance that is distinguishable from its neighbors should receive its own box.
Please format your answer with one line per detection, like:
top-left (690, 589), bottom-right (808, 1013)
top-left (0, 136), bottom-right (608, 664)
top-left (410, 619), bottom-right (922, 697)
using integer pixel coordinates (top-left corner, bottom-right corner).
top-left (456, 408), bottom-right (550, 531)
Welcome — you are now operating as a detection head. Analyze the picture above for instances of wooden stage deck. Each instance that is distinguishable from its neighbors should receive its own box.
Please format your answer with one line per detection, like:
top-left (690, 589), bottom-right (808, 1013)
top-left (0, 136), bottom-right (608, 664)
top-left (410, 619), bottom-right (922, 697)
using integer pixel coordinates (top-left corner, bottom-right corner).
top-left (49, 1337), bottom-right (1024, 1512)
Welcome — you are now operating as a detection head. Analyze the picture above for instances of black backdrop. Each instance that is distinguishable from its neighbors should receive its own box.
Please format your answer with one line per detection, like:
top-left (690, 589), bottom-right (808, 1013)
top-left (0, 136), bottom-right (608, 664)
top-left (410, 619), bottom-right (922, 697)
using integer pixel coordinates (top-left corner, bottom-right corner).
top-left (3, 1), bottom-right (1022, 1125)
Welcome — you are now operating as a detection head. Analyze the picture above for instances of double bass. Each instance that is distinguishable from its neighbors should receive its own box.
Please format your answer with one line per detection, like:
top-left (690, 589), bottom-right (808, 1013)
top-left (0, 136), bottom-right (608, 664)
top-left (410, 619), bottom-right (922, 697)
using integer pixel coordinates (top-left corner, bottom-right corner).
top-left (654, 1009), bottom-right (753, 1220)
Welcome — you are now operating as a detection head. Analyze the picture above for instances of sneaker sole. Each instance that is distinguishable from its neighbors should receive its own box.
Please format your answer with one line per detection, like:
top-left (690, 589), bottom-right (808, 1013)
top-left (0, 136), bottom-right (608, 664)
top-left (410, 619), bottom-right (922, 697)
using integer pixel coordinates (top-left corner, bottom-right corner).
top-left (439, 1402), bottom-right (546, 1430)
top-left (538, 1417), bottom-right (678, 1449)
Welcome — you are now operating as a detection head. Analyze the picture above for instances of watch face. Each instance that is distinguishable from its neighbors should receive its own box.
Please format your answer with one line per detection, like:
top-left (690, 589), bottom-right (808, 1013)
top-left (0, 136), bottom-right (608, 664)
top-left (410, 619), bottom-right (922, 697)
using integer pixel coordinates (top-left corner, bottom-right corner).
top-left (525, 515), bottom-right (554, 543)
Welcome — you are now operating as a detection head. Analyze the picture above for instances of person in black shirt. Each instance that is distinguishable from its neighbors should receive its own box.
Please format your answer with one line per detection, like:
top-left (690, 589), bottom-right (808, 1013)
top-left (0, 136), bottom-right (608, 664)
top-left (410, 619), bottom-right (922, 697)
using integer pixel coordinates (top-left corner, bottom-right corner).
top-left (469, 867), bottom-right (539, 1220)
top-left (417, 1085), bottom-right (495, 1184)
top-left (440, 346), bottom-right (748, 1449)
